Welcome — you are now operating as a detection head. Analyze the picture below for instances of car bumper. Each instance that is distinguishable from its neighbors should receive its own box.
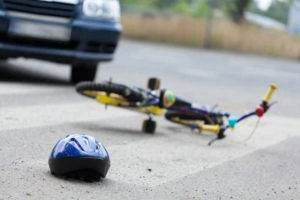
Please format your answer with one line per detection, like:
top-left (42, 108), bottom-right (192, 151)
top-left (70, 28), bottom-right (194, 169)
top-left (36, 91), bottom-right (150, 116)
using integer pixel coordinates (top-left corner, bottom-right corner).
top-left (0, 12), bottom-right (121, 63)
top-left (0, 42), bottom-right (114, 63)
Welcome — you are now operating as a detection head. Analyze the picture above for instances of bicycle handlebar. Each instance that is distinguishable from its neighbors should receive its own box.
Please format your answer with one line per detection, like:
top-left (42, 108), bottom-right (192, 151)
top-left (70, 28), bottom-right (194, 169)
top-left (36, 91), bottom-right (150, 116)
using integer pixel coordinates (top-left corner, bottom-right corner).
top-left (256, 84), bottom-right (278, 117)
top-left (262, 84), bottom-right (277, 105)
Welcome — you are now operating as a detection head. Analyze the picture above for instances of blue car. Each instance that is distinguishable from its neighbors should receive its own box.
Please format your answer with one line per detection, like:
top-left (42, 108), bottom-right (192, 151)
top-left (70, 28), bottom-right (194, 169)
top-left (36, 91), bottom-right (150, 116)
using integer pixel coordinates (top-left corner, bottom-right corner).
top-left (0, 0), bottom-right (121, 83)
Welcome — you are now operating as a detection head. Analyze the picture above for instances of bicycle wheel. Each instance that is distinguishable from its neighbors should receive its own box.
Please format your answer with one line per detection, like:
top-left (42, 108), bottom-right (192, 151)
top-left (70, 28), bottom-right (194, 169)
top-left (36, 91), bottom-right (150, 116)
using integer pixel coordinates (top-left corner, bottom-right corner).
top-left (76, 82), bottom-right (145, 103)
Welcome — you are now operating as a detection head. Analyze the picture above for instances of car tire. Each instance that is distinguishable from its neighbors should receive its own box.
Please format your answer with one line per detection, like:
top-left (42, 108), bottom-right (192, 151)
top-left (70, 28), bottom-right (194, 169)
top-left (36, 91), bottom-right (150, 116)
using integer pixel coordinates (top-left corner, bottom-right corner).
top-left (0, 55), bottom-right (8, 61)
top-left (71, 62), bottom-right (98, 84)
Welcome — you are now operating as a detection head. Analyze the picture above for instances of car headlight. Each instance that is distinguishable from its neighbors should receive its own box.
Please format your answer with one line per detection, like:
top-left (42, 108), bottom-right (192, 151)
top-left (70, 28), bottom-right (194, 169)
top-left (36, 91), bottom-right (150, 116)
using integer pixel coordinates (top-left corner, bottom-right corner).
top-left (82, 0), bottom-right (120, 20)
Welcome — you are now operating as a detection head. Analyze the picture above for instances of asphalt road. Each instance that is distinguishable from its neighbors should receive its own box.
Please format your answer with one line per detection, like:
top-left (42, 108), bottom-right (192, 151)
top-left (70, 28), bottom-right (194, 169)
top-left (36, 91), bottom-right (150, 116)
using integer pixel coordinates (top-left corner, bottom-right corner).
top-left (0, 39), bottom-right (299, 200)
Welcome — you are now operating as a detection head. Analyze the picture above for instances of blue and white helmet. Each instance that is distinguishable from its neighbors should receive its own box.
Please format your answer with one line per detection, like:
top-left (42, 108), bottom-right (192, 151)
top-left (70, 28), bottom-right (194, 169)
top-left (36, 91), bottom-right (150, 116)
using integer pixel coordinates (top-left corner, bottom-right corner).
top-left (49, 134), bottom-right (110, 180)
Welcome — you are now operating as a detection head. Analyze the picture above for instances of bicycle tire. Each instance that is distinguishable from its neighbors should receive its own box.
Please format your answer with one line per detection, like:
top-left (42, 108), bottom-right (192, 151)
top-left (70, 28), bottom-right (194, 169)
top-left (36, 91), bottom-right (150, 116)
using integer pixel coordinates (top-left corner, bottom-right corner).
top-left (76, 82), bottom-right (145, 102)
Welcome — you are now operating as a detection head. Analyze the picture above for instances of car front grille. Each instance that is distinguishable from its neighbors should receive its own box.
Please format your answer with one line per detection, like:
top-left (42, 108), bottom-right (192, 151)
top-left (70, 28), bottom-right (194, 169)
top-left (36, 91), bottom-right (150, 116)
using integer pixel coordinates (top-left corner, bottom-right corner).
top-left (3, 0), bottom-right (76, 18)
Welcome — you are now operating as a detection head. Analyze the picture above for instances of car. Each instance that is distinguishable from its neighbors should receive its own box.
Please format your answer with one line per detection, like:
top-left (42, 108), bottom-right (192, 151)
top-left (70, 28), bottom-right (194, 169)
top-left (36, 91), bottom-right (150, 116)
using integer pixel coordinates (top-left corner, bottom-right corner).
top-left (0, 0), bottom-right (121, 83)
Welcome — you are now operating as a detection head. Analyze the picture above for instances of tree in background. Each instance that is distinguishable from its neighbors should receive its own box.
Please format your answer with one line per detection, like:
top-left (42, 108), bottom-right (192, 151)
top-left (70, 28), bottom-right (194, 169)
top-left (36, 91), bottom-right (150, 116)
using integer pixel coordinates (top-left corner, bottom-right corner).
top-left (170, 0), bottom-right (190, 14)
top-left (121, 0), bottom-right (253, 22)
top-left (170, 0), bottom-right (210, 17)
top-left (225, 0), bottom-right (252, 23)
top-left (154, 0), bottom-right (180, 8)
top-left (165, 0), bottom-right (252, 22)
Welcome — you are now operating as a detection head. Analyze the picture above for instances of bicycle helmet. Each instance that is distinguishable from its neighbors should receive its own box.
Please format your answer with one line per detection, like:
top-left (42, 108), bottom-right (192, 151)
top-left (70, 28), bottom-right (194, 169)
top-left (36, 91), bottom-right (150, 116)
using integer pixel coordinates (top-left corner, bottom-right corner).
top-left (49, 134), bottom-right (110, 181)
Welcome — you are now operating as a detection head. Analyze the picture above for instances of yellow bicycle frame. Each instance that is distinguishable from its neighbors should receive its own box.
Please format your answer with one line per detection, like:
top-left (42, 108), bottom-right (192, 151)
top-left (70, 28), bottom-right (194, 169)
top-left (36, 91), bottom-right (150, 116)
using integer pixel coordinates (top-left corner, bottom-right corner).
top-left (96, 94), bottom-right (129, 106)
top-left (95, 94), bottom-right (164, 116)
top-left (171, 117), bottom-right (221, 135)
top-left (138, 106), bottom-right (164, 116)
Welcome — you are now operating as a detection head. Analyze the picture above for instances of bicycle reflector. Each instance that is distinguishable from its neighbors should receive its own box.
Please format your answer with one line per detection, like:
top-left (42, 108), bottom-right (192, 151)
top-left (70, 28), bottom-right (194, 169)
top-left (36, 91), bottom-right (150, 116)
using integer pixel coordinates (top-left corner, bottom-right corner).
top-left (228, 116), bottom-right (238, 128)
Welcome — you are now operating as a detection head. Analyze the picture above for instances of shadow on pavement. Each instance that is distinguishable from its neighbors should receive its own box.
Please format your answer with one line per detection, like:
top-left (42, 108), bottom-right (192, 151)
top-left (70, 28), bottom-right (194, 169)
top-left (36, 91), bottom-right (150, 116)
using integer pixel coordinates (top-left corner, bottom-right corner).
top-left (165, 125), bottom-right (215, 139)
top-left (45, 171), bottom-right (107, 184)
top-left (0, 60), bottom-right (71, 86)
top-left (75, 121), bottom-right (147, 136)
top-left (73, 120), bottom-right (169, 138)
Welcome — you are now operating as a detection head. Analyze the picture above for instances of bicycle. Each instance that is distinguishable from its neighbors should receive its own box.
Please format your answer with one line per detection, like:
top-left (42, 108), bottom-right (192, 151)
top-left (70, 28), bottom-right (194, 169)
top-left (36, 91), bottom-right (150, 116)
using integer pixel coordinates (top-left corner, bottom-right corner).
top-left (76, 79), bottom-right (277, 145)
top-left (163, 84), bottom-right (277, 145)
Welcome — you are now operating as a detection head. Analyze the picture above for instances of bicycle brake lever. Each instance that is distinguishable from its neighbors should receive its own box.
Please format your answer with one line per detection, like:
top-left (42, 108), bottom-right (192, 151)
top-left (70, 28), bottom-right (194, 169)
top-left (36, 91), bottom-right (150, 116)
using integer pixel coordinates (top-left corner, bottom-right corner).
top-left (269, 101), bottom-right (278, 107)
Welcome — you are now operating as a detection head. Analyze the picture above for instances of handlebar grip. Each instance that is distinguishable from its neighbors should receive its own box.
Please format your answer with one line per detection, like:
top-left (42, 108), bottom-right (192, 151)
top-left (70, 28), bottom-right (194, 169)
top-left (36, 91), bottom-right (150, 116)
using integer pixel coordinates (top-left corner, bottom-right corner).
top-left (263, 84), bottom-right (277, 104)
top-left (200, 124), bottom-right (220, 135)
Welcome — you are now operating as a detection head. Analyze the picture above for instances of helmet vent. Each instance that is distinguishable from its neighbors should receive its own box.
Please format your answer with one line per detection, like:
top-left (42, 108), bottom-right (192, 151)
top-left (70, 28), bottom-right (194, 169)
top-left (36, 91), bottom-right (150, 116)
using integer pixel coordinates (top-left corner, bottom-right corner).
top-left (70, 138), bottom-right (85, 151)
